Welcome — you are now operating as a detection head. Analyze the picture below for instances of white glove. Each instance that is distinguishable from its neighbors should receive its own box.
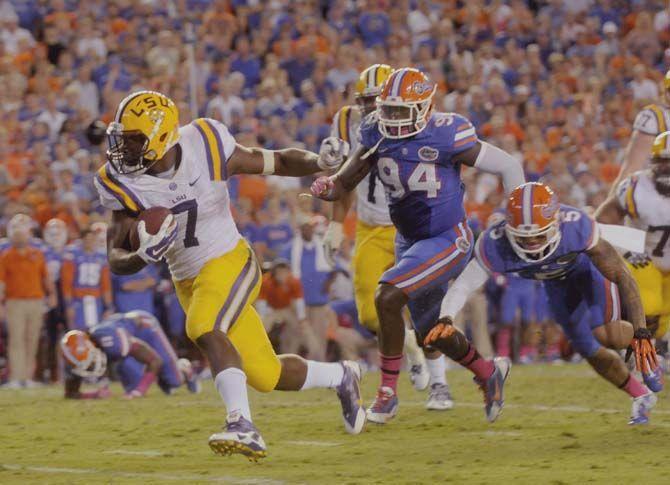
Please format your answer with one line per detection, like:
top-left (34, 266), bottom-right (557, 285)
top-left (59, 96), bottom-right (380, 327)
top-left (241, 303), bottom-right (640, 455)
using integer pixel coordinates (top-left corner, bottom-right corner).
top-left (322, 221), bottom-right (344, 267)
top-left (317, 136), bottom-right (350, 171)
top-left (136, 215), bottom-right (178, 263)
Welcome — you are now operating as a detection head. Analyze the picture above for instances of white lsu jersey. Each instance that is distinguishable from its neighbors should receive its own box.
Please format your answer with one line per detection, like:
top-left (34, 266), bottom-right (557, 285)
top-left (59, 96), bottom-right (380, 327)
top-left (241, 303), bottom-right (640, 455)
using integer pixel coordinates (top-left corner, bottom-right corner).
top-left (331, 105), bottom-right (392, 227)
top-left (94, 118), bottom-right (241, 281)
top-left (616, 170), bottom-right (670, 272)
top-left (632, 103), bottom-right (670, 136)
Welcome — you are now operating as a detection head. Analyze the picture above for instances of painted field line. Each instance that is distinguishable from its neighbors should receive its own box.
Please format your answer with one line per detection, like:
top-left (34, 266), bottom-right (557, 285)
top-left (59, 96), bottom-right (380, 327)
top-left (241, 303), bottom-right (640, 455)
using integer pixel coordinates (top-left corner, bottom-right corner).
top-left (461, 430), bottom-right (523, 437)
top-left (103, 449), bottom-right (165, 457)
top-left (0, 463), bottom-right (284, 484)
top-left (284, 440), bottom-right (341, 447)
top-left (245, 398), bottom-right (670, 416)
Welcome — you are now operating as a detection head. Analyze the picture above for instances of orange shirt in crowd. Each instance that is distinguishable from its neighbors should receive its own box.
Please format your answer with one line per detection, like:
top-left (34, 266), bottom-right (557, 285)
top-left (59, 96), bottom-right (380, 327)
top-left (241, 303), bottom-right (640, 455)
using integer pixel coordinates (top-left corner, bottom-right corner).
top-left (238, 175), bottom-right (268, 210)
top-left (0, 246), bottom-right (47, 299)
top-left (260, 273), bottom-right (303, 310)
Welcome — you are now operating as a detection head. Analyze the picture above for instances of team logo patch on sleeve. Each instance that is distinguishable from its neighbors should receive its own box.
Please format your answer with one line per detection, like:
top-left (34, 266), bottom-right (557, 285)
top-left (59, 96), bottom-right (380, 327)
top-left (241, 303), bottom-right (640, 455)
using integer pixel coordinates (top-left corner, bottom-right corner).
top-left (418, 146), bottom-right (439, 162)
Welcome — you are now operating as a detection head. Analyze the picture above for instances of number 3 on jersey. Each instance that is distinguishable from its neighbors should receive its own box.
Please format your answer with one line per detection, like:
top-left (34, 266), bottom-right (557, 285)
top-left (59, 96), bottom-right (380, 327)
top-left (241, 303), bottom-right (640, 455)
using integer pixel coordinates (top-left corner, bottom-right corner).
top-left (377, 157), bottom-right (441, 199)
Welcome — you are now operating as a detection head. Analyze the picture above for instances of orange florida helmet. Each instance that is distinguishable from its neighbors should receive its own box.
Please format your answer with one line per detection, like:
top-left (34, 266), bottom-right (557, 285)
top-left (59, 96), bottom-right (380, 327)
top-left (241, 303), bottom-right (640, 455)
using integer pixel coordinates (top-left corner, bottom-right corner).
top-left (60, 330), bottom-right (107, 378)
top-left (505, 182), bottom-right (561, 262)
top-left (376, 67), bottom-right (436, 139)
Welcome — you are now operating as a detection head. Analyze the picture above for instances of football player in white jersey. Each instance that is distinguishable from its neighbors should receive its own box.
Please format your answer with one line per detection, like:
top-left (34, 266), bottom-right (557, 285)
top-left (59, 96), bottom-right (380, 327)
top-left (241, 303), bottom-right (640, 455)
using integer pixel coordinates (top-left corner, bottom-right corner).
top-left (322, 64), bottom-right (457, 410)
top-left (611, 70), bottom-right (670, 192)
top-left (597, 131), bottom-right (670, 349)
top-left (94, 90), bottom-right (363, 461)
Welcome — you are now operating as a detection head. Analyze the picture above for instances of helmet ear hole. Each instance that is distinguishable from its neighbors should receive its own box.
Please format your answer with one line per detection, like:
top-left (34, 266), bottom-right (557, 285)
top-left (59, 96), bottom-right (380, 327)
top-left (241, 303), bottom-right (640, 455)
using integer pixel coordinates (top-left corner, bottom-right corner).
top-left (159, 133), bottom-right (168, 142)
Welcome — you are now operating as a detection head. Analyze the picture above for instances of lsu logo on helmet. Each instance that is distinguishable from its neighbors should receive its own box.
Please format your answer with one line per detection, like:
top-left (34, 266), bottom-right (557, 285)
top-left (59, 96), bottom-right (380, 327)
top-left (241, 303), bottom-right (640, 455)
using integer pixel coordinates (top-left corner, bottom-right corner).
top-left (106, 90), bottom-right (180, 175)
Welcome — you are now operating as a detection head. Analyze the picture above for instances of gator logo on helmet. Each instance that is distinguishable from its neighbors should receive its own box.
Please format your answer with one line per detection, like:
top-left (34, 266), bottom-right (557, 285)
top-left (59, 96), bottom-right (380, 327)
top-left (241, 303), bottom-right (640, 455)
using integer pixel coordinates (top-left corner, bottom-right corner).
top-left (541, 194), bottom-right (559, 219)
top-left (412, 81), bottom-right (433, 96)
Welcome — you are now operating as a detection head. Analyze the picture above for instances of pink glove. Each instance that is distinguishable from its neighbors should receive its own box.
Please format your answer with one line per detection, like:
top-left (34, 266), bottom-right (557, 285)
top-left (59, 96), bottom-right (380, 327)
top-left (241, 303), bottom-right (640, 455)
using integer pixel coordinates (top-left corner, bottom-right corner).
top-left (123, 372), bottom-right (156, 399)
top-left (310, 176), bottom-right (335, 199)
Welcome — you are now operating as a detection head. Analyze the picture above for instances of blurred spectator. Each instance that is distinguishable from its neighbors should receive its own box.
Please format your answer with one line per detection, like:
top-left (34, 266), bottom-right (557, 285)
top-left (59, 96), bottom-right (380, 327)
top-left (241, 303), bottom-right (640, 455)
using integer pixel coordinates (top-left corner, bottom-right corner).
top-left (112, 265), bottom-right (159, 315)
top-left (282, 215), bottom-right (336, 362)
top-left (0, 215), bottom-right (56, 389)
top-left (257, 259), bottom-right (320, 357)
top-left (629, 64), bottom-right (659, 101)
top-left (61, 226), bottom-right (113, 330)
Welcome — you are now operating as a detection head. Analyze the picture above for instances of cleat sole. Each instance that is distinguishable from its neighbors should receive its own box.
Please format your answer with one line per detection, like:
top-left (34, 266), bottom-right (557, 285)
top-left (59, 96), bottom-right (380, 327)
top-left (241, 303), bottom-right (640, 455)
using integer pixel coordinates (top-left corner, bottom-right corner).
top-left (209, 439), bottom-right (267, 461)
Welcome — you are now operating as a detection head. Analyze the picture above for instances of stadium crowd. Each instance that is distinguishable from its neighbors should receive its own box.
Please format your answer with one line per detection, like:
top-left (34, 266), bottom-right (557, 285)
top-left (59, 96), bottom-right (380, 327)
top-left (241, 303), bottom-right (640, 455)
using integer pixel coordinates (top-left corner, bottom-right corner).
top-left (0, 0), bottom-right (669, 387)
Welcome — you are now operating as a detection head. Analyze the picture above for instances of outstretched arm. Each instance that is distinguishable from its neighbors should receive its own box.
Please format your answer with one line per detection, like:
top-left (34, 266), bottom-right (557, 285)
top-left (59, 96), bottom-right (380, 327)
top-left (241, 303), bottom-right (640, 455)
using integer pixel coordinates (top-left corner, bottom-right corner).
top-left (227, 144), bottom-right (321, 176)
top-left (227, 137), bottom-right (348, 177)
top-left (456, 140), bottom-right (525, 195)
top-left (438, 258), bottom-right (490, 322)
top-left (610, 130), bottom-right (655, 195)
top-left (311, 146), bottom-right (376, 201)
top-left (594, 193), bottom-right (627, 225)
top-left (587, 238), bottom-right (645, 330)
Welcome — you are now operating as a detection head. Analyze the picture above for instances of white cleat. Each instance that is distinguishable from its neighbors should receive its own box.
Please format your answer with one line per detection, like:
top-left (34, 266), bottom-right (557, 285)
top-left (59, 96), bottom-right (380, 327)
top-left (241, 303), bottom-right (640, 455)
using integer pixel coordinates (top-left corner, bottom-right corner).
top-left (629, 392), bottom-right (658, 425)
top-left (425, 383), bottom-right (454, 411)
top-left (177, 358), bottom-right (201, 394)
top-left (336, 361), bottom-right (366, 434)
top-left (409, 363), bottom-right (430, 391)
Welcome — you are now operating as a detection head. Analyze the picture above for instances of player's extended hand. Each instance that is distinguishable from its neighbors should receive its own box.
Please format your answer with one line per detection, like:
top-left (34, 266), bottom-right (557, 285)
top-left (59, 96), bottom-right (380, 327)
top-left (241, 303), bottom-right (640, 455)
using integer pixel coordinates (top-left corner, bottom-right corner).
top-left (625, 328), bottom-right (658, 374)
top-left (322, 221), bottom-right (343, 267)
top-left (310, 176), bottom-right (336, 200)
top-left (317, 136), bottom-right (350, 171)
top-left (136, 215), bottom-right (178, 264)
top-left (623, 251), bottom-right (651, 269)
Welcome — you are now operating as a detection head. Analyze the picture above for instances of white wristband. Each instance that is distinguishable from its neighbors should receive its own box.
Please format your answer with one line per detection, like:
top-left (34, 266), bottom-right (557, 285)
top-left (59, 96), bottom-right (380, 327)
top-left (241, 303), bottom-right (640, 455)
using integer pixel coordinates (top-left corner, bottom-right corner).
top-left (261, 149), bottom-right (275, 174)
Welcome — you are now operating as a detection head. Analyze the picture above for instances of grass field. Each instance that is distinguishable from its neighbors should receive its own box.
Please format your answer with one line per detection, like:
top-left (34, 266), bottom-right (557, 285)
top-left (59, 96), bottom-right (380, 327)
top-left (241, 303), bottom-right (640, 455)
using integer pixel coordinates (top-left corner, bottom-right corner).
top-left (1, 363), bottom-right (668, 484)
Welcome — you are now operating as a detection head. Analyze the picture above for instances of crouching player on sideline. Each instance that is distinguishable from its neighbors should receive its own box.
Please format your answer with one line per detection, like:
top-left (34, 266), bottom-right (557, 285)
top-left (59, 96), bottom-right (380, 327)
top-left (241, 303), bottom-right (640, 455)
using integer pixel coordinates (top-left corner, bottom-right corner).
top-left (61, 310), bottom-right (200, 399)
top-left (435, 182), bottom-right (659, 424)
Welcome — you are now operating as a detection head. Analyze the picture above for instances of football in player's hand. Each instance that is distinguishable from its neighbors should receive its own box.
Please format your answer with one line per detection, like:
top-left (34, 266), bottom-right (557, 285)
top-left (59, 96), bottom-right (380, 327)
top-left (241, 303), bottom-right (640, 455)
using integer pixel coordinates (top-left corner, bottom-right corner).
top-left (129, 207), bottom-right (173, 251)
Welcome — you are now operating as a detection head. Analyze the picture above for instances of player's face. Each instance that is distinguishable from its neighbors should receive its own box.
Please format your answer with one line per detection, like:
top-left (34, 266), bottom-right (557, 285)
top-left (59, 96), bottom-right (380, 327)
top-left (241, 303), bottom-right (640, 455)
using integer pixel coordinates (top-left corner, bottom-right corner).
top-left (379, 104), bottom-right (412, 121)
top-left (652, 157), bottom-right (670, 195)
top-left (517, 234), bottom-right (547, 252)
top-left (107, 126), bottom-right (150, 174)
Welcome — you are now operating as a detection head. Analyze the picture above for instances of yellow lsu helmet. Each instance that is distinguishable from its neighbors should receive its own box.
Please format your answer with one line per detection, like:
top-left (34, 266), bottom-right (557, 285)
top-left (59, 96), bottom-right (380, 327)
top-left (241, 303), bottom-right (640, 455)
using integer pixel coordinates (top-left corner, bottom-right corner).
top-left (354, 64), bottom-right (393, 114)
top-left (652, 131), bottom-right (670, 159)
top-left (651, 131), bottom-right (670, 195)
top-left (107, 90), bottom-right (180, 175)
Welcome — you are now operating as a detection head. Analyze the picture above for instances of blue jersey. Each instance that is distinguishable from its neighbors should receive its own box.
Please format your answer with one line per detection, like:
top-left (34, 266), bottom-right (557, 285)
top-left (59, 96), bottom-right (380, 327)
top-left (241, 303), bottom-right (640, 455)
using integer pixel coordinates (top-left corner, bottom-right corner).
top-left (475, 205), bottom-right (598, 281)
top-left (90, 316), bottom-right (134, 360)
top-left (44, 246), bottom-right (64, 284)
top-left (359, 112), bottom-right (478, 240)
top-left (89, 311), bottom-right (156, 360)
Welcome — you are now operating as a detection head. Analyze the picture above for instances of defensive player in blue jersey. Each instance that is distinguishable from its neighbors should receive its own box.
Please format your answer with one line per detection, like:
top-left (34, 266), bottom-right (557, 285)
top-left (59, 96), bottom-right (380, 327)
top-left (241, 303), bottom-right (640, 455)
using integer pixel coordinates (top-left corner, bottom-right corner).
top-left (438, 182), bottom-right (659, 424)
top-left (311, 67), bottom-right (525, 423)
top-left (61, 310), bottom-right (200, 399)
